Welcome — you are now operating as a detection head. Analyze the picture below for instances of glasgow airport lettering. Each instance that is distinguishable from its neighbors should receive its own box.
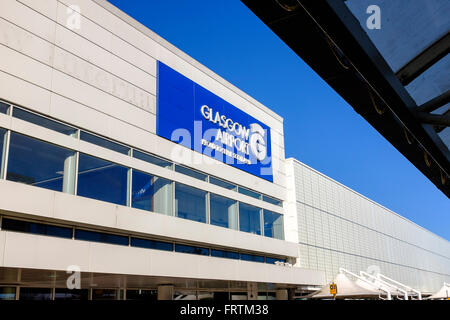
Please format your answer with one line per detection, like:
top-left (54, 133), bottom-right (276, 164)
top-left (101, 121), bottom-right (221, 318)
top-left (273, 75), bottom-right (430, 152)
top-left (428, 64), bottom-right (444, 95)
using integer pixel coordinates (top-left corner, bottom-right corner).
top-left (200, 105), bottom-right (268, 162)
top-left (156, 61), bottom-right (273, 181)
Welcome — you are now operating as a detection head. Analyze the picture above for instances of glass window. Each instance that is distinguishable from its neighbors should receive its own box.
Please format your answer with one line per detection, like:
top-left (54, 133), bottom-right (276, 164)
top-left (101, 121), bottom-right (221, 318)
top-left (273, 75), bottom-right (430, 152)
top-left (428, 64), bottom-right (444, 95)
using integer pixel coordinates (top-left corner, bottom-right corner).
top-left (175, 164), bottom-right (207, 181)
top-left (0, 101), bottom-right (10, 114)
top-left (262, 195), bottom-right (282, 206)
top-left (265, 257), bottom-right (286, 265)
top-left (175, 183), bottom-right (207, 223)
top-left (240, 253), bottom-right (265, 263)
top-left (211, 249), bottom-right (239, 260)
top-left (239, 203), bottom-right (261, 235)
top-left (126, 290), bottom-right (157, 301)
top-left (74, 229), bottom-right (129, 246)
top-left (131, 237), bottom-right (173, 251)
top-left (131, 170), bottom-right (173, 215)
top-left (209, 176), bottom-right (236, 190)
top-left (0, 287), bottom-right (16, 300)
top-left (54, 289), bottom-right (89, 300)
top-left (1, 218), bottom-right (73, 239)
top-left (175, 244), bottom-right (209, 256)
top-left (238, 187), bottom-right (261, 200)
top-left (19, 288), bottom-right (52, 300)
top-left (7, 133), bottom-right (76, 193)
top-left (92, 289), bottom-right (117, 300)
top-left (77, 153), bottom-right (128, 206)
top-left (210, 194), bottom-right (237, 229)
top-left (133, 150), bottom-right (172, 169)
top-left (0, 128), bottom-right (6, 178)
top-left (80, 131), bottom-right (130, 155)
top-left (263, 210), bottom-right (284, 240)
top-left (13, 108), bottom-right (77, 136)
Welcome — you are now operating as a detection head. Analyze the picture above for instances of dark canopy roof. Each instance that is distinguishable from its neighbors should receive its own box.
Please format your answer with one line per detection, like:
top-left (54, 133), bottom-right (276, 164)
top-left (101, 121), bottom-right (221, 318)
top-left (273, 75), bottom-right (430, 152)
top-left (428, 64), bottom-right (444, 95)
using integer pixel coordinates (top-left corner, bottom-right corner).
top-left (242, 0), bottom-right (449, 197)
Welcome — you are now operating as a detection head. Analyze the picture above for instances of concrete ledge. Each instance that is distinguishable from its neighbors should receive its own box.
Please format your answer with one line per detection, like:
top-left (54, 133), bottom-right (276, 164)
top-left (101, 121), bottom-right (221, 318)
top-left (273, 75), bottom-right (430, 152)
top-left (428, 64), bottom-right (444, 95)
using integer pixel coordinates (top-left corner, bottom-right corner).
top-left (0, 230), bottom-right (325, 286)
top-left (0, 180), bottom-right (296, 257)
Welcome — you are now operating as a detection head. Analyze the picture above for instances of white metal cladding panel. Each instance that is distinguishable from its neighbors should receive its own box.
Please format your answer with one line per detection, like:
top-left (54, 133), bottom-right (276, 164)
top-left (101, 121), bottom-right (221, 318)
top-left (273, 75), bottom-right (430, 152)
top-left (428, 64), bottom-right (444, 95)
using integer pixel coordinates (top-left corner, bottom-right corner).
top-left (306, 246), bottom-right (450, 292)
top-left (294, 165), bottom-right (305, 203)
top-left (296, 203), bottom-right (308, 244)
top-left (288, 159), bottom-right (450, 291)
top-left (53, 24), bottom-right (157, 99)
top-left (0, 0), bottom-right (56, 41)
top-left (0, 8), bottom-right (156, 113)
top-left (0, 18), bottom-right (52, 66)
top-left (1, 0), bottom-right (157, 101)
top-left (0, 44), bottom-right (53, 89)
top-left (0, 71), bottom-right (51, 118)
top-left (291, 160), bottom-right (450, 258)
top-left (298, 244), bottom-right (309, 268)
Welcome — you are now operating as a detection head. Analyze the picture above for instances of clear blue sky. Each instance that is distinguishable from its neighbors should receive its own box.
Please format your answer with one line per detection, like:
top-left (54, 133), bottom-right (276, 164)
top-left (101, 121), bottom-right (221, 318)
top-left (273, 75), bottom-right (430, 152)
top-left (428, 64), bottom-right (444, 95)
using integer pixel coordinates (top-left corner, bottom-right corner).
top-left (107, 0), bottom-right (450, 240)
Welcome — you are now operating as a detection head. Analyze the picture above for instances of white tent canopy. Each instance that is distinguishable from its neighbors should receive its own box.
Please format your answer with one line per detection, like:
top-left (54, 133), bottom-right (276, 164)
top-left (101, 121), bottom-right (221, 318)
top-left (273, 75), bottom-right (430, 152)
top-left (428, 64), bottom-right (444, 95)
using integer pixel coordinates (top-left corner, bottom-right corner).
top-left (310, 273), bottom-right (383, 299)
top-left (426, 285), bottom-right (450, 300)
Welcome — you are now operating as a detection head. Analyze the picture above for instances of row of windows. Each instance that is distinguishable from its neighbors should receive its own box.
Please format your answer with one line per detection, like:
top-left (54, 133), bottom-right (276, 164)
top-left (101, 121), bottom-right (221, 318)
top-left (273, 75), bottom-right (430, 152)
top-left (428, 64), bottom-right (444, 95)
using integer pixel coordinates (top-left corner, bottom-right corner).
top-left (0, 287), bottom-right (121, 301)
top-left (0, 101), bottom-right (282, 206)
top-left (0, 287), bottom-right (278, 300)
top-left (0, 218), bottom-right (286, 264)
top-left (0, 130), bottom-right (283, 239)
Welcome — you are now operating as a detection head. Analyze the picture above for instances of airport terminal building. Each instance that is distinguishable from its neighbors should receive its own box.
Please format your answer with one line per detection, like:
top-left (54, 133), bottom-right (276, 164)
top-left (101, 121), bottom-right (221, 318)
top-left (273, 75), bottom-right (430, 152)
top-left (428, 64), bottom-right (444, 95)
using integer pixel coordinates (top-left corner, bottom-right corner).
top-left (0, 0), bottom-right (448, 300)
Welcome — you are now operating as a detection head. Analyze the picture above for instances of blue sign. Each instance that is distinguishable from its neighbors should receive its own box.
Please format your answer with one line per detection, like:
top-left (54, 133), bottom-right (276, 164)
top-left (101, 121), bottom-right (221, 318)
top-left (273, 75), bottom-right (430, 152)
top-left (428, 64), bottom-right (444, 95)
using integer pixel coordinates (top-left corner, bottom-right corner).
top-left (156, 61), bottom-right (273, 182)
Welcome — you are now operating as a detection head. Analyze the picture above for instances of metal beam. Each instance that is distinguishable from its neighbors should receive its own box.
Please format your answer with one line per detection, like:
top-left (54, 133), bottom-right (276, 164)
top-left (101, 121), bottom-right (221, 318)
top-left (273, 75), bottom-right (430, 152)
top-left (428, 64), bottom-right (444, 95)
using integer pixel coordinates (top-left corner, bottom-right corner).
top-left (416, 90), bottom-right (450, 113)
top-left (416, 112), bottom-right (450, 127)
top-left (396, 32), bottom-right (450, 86)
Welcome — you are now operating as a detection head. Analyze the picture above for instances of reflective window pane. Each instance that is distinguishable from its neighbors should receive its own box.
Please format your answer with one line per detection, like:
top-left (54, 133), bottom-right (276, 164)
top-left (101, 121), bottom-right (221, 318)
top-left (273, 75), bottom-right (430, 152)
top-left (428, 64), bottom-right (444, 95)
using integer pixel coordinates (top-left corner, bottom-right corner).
top-left (238, 187), bottom-right (261, 200)
top-left (126, 290), bottom-right (157, 301)
top-left (211, 249), bottom-right (239, 260)
top-left (0, 128), bottom-right (6, 177)
top-left (92, 289), bottom-right (117, 300)
top-left (239, 202), bottom-right (261, 235)
top-left (19, 288), bottom-right (52, 300)
top-left (13, 108), bottom-right (77, 136)
top-left (1, 218), bottom-right (73, 239)
top-left (7, 133), bottom-right (76, 192)
top-left (263, 210), bottom-right (284, 240)
top-left (175, 183), bottom-right (207, 223)
top-left (262, 195), bottom-right (282, 206)
top-left (80, 131), bottom-right (130, 155)
top-left (209, 176), bottom-right (236, 190)
top-left (131, 237), bottom-right (173, 251)
top-left (74, 229), bottom-right (129, 246)
top-left (175, 164), bottom-right (207, 181)
top-left (54, 289), bottom-right (89, 300)
top-left (77, 153), bottom-right (128, 205)
top-left (0, 287), bottom-right (16, 300)
top-left (240, 253), bottom-right (264, 263)
top-left (210, 193), bottom-right (237, 229)
top-left (133, 150), bottom-right (172, 169)
top-left (265, 257), bottom-right (286, 265)
top-left (175, 244), bottom-right (209, 256)
top-left (132, 170), bottom-right (172, 215)
top-left (0, 101), bottom-right (10, 114)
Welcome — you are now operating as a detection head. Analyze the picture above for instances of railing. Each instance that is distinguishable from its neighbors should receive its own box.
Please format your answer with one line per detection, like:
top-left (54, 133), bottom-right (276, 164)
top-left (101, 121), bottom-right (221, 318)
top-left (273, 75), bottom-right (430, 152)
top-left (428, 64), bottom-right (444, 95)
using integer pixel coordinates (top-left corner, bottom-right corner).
top-left (378, 273), bottom-right (422, 300)
top-left (338, 267), bottom-right (392, 300)
top-left (360, 271), bottom-right (408, 300)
